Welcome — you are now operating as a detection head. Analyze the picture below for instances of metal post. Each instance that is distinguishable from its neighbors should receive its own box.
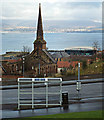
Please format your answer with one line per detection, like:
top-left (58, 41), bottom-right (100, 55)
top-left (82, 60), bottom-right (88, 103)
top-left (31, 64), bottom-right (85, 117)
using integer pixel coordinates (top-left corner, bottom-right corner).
top-left (32, 79), bottom-right (34, 109)
top-left (77, 63), bottom-right (81, 100)
top-left (60, 80), bottom-right (62, 105)
top-left (18, 80), bottom-right (20, 110)
top-left (39, 60), bottom-right (40, 75)
top-left (46, 79), bottom-right (48, 108)
top-left (23, 56), bottom-right (25, 77)
top-left (78, 63), bottom-right (80, 81)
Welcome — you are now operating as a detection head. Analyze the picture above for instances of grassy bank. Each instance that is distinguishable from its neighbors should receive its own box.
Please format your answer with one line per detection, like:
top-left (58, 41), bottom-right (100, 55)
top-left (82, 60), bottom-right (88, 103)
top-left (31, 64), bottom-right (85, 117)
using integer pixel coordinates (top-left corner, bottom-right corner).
top-left (11, 110), bottom-right (103, 119)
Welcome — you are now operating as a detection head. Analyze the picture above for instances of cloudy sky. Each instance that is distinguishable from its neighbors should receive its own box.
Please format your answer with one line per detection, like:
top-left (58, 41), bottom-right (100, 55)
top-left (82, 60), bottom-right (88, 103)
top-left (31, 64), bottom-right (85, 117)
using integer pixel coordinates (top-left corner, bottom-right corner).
top-left (1, 0), bottom-right (102, 23)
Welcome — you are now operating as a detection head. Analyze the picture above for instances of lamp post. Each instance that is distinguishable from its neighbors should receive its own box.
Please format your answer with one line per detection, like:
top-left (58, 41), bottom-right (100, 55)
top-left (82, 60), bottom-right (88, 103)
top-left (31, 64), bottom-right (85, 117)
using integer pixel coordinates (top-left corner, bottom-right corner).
top-left (22, 56), bottom-right (25, 77)
top-left (95, 65), bottom-right (97, 74)
top-left (39, 60), bottom-right (40, 75)
top-left (76, 63), bottom-right (81, 100)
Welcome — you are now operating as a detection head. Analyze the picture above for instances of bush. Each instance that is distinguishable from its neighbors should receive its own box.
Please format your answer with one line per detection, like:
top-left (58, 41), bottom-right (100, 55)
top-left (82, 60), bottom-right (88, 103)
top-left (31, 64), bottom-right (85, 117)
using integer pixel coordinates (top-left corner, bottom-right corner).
top-left (54, 73), bottom-right (62, 77)
top-left (65, 69), bottom-right (75, 76)
top-left (82, 60), bottom-right (87, 69)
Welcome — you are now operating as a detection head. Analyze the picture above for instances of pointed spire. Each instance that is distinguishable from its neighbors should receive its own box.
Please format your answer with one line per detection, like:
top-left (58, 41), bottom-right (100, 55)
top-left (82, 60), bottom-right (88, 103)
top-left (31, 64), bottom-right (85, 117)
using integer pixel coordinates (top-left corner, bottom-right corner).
top-left (34, 3), bottom-right (46, 50)
top-left (36, 3), bottom-right (43, 40)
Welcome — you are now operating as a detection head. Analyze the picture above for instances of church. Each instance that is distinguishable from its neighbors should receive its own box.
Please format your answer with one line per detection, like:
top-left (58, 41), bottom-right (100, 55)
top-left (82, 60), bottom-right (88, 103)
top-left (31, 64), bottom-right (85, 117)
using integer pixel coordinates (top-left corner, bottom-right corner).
top-left (1, 3), bottom-right (69, 77)
top-left (23, 3), bottom-right (57, 77)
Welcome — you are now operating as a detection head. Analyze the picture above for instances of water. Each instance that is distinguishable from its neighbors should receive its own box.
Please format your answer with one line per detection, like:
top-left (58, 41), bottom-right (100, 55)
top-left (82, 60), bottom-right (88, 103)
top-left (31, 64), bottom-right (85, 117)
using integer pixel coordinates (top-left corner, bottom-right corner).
top-left (2, 32), bottom-right (102, 54)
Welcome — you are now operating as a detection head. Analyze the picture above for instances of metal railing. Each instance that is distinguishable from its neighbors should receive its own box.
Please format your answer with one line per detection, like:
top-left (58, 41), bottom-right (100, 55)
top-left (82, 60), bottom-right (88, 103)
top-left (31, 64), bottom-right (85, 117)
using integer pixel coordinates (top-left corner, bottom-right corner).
top-left (18, 78), bottom-right (62, 110)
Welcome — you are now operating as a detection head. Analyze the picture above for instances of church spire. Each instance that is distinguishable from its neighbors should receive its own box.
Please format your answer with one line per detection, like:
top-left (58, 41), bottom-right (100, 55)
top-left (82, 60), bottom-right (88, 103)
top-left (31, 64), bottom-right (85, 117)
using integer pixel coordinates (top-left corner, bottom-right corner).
top-left (34, 3), bottom-right (46, 51)
top-left (37, 3), bottom-right (43, 40)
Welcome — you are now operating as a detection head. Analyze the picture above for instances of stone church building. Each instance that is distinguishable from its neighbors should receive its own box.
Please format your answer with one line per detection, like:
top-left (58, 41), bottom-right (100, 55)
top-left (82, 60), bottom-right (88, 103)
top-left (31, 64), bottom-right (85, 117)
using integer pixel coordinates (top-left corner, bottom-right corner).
top-left (23, 3), bottom-right (57, 77)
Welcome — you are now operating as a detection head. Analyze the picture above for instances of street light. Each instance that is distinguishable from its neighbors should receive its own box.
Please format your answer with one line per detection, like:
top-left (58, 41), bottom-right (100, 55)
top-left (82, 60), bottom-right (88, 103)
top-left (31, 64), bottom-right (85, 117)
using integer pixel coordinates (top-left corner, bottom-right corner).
top-left (76, 63), bottom-right (81, 100)
top-left (22, 56), bottom-right (25, 77)
top-left (39, 60), bottom-right (40, 75)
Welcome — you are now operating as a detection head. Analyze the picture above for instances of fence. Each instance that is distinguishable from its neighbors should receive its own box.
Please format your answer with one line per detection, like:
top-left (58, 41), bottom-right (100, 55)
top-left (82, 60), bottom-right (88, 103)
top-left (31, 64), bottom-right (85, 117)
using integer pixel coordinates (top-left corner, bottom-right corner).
top-left (18, 78), bottom-right (62, 110)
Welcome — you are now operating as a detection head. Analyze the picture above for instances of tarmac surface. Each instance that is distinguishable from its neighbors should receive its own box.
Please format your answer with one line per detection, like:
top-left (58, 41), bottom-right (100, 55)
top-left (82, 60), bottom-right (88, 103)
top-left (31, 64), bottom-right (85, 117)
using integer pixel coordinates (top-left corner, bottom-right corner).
top-left (1, 78), bottom-right (104, 119)
top-left (2, 101), bottom-right (102, 119)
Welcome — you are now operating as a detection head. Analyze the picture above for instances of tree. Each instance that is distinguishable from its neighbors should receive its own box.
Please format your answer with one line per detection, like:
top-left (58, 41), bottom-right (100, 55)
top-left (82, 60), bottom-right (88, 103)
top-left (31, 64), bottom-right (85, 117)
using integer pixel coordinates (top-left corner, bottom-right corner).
top-left (92, 41), bottom-right (100, 50)
top-left (82, 60), bottom-right (87, 69)
top-left (22, 46), bottom-right (31, 53)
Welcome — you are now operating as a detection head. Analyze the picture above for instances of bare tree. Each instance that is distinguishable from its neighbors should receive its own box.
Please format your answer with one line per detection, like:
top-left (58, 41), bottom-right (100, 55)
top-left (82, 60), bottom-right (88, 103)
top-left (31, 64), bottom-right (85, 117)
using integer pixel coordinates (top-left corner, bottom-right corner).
top-left (92, 41), bottom-right (100, 50)
top-left (22, 46), bottom-right (32, 53)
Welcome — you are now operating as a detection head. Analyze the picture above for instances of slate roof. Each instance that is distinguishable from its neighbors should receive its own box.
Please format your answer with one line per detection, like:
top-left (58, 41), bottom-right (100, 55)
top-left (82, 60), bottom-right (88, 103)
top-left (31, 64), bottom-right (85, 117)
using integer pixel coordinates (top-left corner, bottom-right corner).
top-left (49, 51), bottom-right (70, 58)
top-left (42, 49), bottom-right (56, 63)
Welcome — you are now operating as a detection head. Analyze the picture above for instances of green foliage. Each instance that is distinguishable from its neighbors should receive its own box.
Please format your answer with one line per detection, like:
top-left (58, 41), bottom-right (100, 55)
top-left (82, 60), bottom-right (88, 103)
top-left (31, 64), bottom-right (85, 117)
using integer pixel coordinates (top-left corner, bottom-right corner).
top-left (82, 60), bottom-right (87, 69)
top-left (80, 61), bottom-right (103, 75)
top-left (60, 68), bottom-right (67, 75)
top-left (12, 110), bottom-right (102, 119)
top-left (57, 60), bottom-right (103, 77)
top-left (69, 65), bottom-right (73, 69)
top-left (65, 69), bottom-right (75, 76)
top-left (54, 73), bottom-right (62, 78)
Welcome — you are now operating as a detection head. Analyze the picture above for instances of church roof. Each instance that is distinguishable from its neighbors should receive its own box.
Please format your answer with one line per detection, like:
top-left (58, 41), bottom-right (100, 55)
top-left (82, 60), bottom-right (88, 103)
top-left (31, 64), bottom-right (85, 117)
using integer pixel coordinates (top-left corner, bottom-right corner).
top-left (34, 3), bottom-right (46, 44)
top-left (42, 49), bottom-right (56, 63)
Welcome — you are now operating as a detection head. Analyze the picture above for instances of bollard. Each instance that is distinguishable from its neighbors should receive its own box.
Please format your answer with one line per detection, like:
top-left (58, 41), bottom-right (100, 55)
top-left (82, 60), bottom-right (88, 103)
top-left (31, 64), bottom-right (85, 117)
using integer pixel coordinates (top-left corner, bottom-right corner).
top-left (62, 91), bottom-right (69, 110)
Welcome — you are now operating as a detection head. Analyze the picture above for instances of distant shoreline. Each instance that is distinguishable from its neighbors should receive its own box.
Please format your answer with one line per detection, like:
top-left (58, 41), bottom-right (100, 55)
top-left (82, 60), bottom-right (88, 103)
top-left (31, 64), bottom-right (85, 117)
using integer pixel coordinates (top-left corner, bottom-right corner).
top-left (1, 31), bottom-right (102, 34)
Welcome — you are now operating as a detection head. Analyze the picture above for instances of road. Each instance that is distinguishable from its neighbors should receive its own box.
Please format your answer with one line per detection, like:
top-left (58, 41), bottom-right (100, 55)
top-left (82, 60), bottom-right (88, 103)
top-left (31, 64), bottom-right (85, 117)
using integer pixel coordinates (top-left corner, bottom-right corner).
top-left (2, 82), bottom-right (102, 105)
top-left (1, 78), bottom-right (103, 89)
top-left (1, 78), bottom-right (103, 119)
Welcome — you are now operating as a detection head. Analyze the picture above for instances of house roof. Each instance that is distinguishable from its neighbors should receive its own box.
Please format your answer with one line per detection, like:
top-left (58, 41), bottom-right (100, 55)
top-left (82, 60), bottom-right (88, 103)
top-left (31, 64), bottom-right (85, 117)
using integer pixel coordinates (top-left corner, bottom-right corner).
top-left (70, 61), bottom-right (79, 68)
top-left (1, 59), bottom-right (21, 63)
top-left (57, 61), bottom-right (70, 68)
top-left (2, 52), bottom-right (29, 58)
top-left (49, 51), bottom-right (70, 58)
top-left (57, 61), bottom-right (80, 68)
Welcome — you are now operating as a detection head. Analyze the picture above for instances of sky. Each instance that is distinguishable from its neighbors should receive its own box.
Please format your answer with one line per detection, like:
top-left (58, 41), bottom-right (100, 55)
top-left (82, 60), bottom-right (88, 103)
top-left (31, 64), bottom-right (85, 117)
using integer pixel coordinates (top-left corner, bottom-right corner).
top-left (1, 0), bottom-right (102, 23)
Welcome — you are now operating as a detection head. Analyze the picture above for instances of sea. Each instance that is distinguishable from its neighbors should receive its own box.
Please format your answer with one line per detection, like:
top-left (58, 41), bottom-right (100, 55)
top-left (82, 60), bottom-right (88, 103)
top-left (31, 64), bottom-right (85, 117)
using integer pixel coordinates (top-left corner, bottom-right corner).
top-left (2, 32), bottom-right (102, 54)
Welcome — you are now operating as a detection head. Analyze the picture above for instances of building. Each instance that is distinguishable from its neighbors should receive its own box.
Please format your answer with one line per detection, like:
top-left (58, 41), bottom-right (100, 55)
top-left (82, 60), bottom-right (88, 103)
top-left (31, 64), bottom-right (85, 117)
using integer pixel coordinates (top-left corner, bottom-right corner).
top-left (57, 61), bottom-right (79, 73)
top-left (22, 3), bottom-right (57, 77)
top-left (57, 61), bottom-right (70, 73)
top-left (48, 50), bottom-right (70, 62)
top-left (65, 47), bottom-right (97, 56)
top-left (1, 3), bottom-right (57, 77)
top-left (1, 59), bottom-right (22, 75)
top-left (1, 52), bottom-right (29, 60)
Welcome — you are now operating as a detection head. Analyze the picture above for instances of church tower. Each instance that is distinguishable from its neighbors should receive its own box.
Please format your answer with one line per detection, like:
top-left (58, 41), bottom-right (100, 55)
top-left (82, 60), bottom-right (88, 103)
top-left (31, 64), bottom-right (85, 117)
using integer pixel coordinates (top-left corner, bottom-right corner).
top-left (34, 3), bottom-right (46, 51)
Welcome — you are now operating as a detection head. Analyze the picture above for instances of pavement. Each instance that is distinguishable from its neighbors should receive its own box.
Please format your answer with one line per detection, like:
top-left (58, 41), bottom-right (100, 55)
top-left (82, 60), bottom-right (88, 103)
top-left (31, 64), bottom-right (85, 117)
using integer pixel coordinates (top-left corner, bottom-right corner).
top-left (2, 100), bottom-right (102, 119)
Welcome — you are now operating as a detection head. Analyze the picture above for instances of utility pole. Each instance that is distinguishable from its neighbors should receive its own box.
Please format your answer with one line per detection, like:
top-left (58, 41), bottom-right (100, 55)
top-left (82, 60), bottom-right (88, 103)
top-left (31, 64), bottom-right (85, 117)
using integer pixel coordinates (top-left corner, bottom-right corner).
top-left (22, 56), bottom-right (25, 77)
top-left (39, 60), bottom-right (40, 75)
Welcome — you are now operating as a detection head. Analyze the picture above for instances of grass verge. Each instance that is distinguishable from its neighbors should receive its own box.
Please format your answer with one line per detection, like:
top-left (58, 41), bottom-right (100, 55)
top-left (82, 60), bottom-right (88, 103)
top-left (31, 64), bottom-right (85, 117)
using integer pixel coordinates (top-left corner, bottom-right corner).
top-left (10, 110), bottom-right (103, 119)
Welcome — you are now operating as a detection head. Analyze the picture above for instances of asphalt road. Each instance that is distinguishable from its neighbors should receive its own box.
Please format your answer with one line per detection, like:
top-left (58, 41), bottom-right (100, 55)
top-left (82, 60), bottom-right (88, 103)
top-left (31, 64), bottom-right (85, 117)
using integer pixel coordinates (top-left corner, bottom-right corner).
top-left (2, 82), bottom-right (102, 105)
top-left (1, 78), bottom-right (103, 89)
top-left (1, 78), bottom-right (103, 119)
